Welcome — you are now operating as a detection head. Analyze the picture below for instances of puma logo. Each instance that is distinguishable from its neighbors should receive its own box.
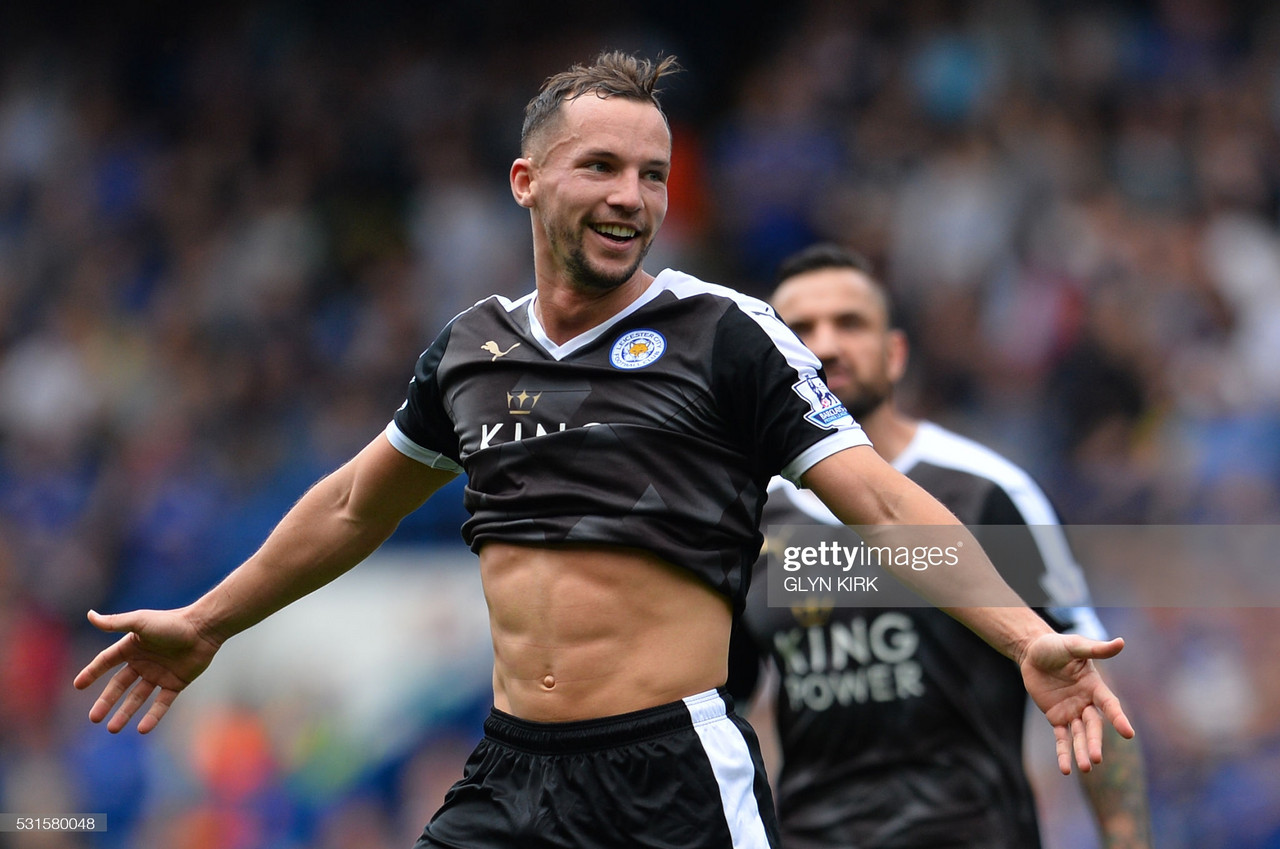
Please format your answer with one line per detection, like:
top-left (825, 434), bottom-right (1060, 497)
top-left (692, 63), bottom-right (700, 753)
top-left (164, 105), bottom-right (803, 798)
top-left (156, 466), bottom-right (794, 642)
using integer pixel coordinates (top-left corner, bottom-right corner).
top-left (481, 341), bottom-right (520, 361)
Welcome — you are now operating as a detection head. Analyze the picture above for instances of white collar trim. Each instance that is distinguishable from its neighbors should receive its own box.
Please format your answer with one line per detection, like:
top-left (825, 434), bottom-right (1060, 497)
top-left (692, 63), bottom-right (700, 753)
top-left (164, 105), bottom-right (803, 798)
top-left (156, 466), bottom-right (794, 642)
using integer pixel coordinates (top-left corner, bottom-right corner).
top-left (526, 271), bottom-right (670, 360)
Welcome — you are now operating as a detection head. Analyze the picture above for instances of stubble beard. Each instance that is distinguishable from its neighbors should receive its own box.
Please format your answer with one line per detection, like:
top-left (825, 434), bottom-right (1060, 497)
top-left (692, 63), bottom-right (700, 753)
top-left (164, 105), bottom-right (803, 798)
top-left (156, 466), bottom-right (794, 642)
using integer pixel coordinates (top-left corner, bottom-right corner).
top-left (837, 379), bottom-right (893, 422)
top-left (555, 221), bottom-right (652, 293)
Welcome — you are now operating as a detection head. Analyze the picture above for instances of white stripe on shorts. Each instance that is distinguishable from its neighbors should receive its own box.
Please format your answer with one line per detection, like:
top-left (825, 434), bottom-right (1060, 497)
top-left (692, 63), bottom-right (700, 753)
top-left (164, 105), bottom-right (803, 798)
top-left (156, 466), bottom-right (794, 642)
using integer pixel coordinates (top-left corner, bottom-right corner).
top-left (684, 689), bottom-right (771, 849)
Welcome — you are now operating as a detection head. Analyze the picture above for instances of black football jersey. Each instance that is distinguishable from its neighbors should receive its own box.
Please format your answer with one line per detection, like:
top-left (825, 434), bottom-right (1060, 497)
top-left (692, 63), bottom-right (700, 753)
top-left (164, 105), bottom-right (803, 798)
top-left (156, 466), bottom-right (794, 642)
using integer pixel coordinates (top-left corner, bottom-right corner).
top-left (388, 269), bottom-right (871, 609)
top-left (731, 422), bottom-right (1105, 849)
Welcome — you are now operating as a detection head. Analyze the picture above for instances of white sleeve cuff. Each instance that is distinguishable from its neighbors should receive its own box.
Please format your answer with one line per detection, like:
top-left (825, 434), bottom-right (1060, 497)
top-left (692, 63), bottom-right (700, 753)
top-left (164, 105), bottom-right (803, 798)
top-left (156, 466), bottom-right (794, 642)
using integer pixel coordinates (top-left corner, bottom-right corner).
top-left (781, 428), bottom-right (872, 486)
top-left (384, 422), bottom-right (464, 474)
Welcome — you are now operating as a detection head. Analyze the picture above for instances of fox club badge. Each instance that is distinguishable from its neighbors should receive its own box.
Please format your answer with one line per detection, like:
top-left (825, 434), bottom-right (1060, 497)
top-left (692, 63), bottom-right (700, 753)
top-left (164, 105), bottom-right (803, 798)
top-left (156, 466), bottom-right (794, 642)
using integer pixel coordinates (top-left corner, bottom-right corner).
top-left (610, 329), bottom-right (666, 370)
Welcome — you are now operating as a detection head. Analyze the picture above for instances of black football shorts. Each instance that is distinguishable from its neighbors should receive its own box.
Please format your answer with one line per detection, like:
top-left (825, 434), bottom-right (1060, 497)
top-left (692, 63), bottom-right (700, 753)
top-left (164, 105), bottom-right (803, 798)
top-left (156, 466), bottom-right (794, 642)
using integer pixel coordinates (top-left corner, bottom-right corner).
top-left (414, 688), bottom-right (779, 849)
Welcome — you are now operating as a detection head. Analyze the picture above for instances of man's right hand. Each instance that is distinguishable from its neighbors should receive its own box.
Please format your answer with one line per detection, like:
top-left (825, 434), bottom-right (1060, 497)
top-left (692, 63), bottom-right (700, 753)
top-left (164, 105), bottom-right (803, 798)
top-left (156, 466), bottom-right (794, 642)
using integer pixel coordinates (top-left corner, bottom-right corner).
top-left (73, 608), bottom-right (223, 734)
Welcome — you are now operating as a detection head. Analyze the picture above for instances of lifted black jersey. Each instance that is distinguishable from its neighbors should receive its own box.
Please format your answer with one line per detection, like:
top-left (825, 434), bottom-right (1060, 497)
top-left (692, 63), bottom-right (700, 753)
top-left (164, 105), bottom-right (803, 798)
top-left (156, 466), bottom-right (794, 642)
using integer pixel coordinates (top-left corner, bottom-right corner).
top-left (388, 269), bottom-right (870, 610)
top-left (730, 422), bottom-right (1105, 849)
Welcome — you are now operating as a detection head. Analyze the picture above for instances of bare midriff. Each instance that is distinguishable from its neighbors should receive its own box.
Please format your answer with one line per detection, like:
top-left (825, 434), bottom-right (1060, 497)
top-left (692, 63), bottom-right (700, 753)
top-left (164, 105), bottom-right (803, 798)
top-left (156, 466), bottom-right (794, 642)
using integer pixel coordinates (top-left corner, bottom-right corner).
top-left (479, 541), bottom-right (733, 722)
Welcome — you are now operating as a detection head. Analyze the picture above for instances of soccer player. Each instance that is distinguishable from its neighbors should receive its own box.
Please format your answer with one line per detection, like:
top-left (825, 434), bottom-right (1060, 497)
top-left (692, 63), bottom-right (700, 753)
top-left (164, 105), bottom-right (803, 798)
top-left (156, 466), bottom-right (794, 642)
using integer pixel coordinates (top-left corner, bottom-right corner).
top-left (74, 53), bottom-right (1133, 849)
top-left (728, 243), bottom-right (1151, 848)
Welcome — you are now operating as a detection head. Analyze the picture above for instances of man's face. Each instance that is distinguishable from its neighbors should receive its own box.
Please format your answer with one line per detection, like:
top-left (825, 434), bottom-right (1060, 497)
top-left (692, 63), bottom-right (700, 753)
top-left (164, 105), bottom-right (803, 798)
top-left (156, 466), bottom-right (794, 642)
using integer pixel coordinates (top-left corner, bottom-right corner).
top-left (514, 94), bottom-right (671, 292)
top-left (771, 267), bottom-right (906, 420)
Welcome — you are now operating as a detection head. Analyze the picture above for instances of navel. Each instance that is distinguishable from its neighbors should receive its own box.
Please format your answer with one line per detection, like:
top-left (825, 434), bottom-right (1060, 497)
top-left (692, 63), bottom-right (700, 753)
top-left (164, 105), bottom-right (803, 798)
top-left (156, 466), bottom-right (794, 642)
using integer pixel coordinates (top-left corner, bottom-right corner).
top-left (541, 674), bottom-right (556, 690)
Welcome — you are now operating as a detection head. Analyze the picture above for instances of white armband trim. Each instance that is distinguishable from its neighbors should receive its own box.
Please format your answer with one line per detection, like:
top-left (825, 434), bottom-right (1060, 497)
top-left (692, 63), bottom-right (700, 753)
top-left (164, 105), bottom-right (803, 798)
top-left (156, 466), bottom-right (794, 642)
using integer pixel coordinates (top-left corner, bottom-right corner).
top-left (384, 422), bottom-right (464, 474)
top-left (781, 428), bottom-right (872, 486)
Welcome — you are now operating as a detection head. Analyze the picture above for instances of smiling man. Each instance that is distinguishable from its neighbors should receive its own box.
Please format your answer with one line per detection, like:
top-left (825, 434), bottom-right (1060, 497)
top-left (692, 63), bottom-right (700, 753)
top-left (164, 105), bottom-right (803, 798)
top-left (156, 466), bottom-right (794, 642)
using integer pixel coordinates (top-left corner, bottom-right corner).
top-left (75, 53), bottom-right (1134, 849)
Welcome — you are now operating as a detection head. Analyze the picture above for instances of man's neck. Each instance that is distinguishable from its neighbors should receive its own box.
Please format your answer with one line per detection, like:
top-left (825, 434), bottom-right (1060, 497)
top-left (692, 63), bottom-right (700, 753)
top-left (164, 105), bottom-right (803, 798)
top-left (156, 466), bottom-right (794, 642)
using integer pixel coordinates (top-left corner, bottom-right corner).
top-left (858, 402), bottom-right (920, 464)
top-left (533, 271), bottom-right (655, 345)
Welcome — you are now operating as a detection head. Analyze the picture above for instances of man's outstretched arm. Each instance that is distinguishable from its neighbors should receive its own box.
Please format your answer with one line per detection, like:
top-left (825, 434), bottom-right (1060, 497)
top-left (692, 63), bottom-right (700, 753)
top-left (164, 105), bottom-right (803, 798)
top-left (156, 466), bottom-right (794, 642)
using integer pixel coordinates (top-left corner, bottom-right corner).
top-left (800, 445), bottom-right (1134, 774)
top-left (74, 433), bottom-right (455, 733)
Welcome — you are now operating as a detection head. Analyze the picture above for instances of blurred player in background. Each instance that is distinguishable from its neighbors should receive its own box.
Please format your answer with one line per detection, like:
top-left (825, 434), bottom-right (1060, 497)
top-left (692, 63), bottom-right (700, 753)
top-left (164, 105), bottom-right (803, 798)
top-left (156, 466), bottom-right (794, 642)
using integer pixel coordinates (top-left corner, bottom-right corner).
top-left (729, 243), bottom-right (1152, 848)
top-left (75, 54), bottom-right (1134, 849)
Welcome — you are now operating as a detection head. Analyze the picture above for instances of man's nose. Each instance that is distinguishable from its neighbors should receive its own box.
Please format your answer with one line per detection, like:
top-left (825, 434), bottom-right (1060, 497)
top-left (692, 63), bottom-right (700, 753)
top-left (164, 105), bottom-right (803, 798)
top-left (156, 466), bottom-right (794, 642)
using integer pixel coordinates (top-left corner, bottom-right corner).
top-left (804, 324), bottom-right (839, 361)
top-left (607, 171), bottom-right (643, 212)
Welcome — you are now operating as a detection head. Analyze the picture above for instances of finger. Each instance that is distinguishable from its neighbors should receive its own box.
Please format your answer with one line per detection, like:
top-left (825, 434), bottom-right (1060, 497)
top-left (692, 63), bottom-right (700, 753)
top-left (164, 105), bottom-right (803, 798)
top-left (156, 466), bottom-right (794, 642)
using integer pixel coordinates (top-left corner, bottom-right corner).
top-left (1084, 705), bottom-right (1105, 765)
top-left (88, 666), bottom-right (139, 723)
top-left (137, 689), bottom-right (179, 735)
top-left (1096, 687), bottom-right (1136, 740)
top-left (87, 608), bottom-right (149, 635)
top-left (1054, 725), bottom-right (1073, 775)
top-left (107, 678), bottom-right (157, 734)
top-left (74, 635), bottom-right (135, 690)
top-left (1069, 635), bottom-right (1125, 661)
top-left (1071, 716), bottom-right (1093, 774)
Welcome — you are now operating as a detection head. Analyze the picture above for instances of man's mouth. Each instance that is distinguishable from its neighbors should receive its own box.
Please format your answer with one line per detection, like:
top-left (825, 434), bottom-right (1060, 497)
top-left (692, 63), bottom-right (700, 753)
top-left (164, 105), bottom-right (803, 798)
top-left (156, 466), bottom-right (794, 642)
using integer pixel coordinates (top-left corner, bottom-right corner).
top-left (592, 223), bottom-right (639, 242)
top-left (823, 371), bottom-right (850, 391)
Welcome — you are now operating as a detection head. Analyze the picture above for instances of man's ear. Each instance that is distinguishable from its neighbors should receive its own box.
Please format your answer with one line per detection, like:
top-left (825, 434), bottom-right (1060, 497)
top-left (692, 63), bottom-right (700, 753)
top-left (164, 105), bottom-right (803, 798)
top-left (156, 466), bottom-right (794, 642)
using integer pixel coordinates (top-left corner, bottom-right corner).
top-left (511, 158), bottom-right (535, 208)
top-left (887, 328), bottom-right (909, 383)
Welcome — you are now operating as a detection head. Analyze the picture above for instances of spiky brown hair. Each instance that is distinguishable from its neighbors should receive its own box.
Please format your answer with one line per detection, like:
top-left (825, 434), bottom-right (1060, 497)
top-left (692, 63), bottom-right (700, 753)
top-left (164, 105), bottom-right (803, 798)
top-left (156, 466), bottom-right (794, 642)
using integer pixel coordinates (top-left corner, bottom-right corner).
top-left (520, 51), bottom-right (681, 155)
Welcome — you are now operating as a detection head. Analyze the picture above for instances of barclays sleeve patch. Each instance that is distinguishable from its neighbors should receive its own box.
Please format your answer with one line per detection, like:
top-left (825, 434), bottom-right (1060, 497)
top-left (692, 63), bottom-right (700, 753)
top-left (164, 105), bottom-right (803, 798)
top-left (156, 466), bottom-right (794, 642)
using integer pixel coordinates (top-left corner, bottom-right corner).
top-left (792, 375), bottom-right (854, 429)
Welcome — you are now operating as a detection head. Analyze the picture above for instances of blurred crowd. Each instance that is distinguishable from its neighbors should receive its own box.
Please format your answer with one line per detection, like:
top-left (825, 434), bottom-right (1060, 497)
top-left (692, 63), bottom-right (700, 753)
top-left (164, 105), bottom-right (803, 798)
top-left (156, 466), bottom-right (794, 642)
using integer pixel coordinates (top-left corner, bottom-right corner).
top-left (1, 1), bottom-right (1279, 847)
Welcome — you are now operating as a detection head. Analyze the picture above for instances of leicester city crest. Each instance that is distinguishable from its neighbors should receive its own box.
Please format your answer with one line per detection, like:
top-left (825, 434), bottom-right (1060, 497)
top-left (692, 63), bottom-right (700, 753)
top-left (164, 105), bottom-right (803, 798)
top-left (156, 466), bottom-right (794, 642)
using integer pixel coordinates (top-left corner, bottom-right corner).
top-left (610, 329), bottom-right (666, 370)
